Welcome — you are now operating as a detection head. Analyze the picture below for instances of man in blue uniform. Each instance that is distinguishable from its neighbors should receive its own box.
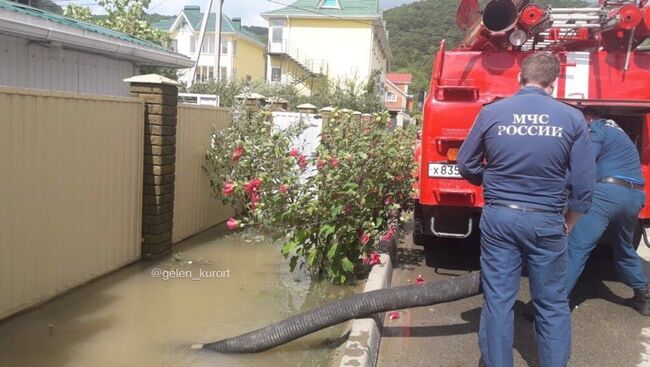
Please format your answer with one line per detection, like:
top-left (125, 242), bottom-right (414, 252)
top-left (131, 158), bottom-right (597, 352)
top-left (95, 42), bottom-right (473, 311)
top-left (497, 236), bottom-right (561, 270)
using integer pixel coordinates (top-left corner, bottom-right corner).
top-left (566, 109), bottom-right (649, 315)
top-left (458, 52), bottom-right (595, 367)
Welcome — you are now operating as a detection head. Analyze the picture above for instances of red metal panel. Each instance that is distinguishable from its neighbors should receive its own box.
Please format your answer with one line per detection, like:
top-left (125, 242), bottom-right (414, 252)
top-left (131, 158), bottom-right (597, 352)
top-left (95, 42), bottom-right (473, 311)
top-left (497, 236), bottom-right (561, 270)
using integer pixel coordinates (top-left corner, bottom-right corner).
top-left (420, 50), bottom-right (650, 220)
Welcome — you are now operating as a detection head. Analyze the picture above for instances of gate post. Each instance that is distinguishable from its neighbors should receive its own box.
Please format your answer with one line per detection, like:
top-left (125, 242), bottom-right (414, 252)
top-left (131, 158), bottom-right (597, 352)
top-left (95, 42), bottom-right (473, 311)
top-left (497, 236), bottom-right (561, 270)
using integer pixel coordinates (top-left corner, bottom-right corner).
top-left (125, 74), bottom-right (179, 258)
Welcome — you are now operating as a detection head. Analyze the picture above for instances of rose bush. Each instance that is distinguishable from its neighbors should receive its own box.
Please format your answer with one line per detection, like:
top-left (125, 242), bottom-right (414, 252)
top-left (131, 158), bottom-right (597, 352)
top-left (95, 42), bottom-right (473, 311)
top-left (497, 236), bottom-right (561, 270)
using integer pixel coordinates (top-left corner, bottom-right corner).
top-left (205, 104), bottom-right (416, 283)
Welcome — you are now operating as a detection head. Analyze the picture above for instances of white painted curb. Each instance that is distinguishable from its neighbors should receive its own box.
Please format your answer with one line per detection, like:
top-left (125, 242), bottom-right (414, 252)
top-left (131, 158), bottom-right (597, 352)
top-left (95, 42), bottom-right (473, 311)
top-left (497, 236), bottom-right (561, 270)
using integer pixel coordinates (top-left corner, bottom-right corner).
top-left (338, 253), bottom-right (393, 367)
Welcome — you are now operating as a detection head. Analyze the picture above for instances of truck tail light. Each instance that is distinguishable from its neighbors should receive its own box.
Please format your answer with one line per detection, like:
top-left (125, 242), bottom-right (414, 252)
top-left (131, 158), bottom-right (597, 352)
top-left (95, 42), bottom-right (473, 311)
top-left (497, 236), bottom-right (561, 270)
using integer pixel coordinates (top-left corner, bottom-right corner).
top-left (447, 148), bottom-right (459, 162)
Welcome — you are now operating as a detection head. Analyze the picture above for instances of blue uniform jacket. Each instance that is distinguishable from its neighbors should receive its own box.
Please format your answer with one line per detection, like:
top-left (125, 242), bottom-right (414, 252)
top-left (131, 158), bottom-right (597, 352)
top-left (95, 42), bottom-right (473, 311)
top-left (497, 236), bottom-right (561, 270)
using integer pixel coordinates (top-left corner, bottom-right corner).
top-left (589, 118), bottom-right (644, 185)
top-left (458, 86), bottom-right (595, 213)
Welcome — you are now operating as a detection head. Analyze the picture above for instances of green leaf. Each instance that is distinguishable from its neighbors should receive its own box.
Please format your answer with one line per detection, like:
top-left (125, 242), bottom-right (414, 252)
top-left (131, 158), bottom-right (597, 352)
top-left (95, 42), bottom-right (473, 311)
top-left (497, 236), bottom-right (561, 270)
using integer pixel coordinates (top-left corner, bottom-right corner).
top-left (281, 240), bottom-right (298, 256)
top-left (289, 256), bottom-right (299, 272)
top-left (320, 224), bottom-right (336, 238)
top-left (307, 250), bottom-right (318, 266)
top-left (341, 257), bottom-right (354, 272)
top-left (327, 243), bottom-right (338, 260)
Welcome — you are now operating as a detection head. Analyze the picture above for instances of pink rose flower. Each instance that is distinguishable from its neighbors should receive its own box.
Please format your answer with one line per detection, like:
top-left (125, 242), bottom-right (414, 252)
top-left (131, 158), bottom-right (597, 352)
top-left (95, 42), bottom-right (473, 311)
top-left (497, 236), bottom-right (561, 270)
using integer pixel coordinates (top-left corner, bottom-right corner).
top-left (329, 157), bottom-right (339, 168)
top-left (289, 147), bottom-right (300, 157)
top-left (384, 196), bottom-right (393, 206)
top-left (363, 252), bottom-right (381, 266)
top-left (416, 274), bottom-right (425, 285)
top-left (278, 184), bottom-right (289, 194)
top-left (381, 225), bottom-right (395, 241)
top-left (232, 146), bottom-right (245, 161)
top-left (317, 159), bottom-right (326, 170)
top-left (250, 178), bottom-right (262, 189)
top-left (360, 232), bottom-right (370, 246)
top-left (222, 181), bottom-right (234, 196)
top-left (243, 178), bottom-right (262, 194)
top-left (226, 218), bottom-right (238, 231)
top-left (298, 155), bottom-right (308, 170)
top-left (344, 205), bottom-right (353, 215)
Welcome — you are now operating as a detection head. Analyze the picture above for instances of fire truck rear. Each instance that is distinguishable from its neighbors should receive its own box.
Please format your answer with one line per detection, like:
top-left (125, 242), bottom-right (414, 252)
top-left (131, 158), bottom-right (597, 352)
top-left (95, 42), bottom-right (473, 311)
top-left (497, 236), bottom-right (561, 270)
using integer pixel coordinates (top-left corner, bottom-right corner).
top-left (414, 0), bottom-right (650, 245)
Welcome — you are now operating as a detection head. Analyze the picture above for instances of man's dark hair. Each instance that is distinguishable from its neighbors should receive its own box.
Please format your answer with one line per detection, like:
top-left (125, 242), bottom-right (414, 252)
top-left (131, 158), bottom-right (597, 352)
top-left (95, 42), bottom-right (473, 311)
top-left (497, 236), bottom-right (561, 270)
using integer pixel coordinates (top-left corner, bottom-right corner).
top-left (520, 52), bottom-right (560, 88)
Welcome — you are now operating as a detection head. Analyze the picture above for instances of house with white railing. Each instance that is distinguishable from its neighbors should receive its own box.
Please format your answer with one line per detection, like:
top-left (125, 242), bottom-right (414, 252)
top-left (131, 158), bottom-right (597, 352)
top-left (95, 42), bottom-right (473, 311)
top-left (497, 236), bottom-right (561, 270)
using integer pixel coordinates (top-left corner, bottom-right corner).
top-left (261, 0), bottom-right (391, 96)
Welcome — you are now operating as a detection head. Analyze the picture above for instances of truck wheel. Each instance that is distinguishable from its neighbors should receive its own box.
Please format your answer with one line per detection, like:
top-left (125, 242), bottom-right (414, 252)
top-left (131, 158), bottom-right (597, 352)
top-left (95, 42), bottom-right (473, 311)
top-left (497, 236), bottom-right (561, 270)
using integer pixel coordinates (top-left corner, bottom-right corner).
top-left (412, 216), bottom-right (429, 245)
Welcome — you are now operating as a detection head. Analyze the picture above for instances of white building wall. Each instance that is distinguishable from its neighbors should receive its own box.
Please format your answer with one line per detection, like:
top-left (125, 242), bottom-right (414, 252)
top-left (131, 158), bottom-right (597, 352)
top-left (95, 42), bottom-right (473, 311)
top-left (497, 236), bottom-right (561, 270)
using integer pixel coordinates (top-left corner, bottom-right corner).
top-left (286, 22), bottom-right (372, 81)
top-left (0, 34), bottom-right (136, 96)
top-left (175, 31), bottom-right (235, 85)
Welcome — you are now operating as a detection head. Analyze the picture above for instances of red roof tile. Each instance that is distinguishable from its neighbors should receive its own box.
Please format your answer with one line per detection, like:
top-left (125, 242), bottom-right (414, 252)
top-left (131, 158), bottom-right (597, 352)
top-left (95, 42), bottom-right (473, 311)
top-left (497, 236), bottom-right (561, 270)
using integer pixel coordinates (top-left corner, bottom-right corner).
top-left (387, 73), bottom-right (412, 84)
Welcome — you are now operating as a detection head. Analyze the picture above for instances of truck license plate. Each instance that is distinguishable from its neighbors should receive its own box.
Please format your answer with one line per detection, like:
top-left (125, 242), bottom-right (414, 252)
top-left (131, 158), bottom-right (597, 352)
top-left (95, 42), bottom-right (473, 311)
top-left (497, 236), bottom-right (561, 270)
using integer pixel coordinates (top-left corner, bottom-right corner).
top-left (428, 163), bottom-right (461, 178)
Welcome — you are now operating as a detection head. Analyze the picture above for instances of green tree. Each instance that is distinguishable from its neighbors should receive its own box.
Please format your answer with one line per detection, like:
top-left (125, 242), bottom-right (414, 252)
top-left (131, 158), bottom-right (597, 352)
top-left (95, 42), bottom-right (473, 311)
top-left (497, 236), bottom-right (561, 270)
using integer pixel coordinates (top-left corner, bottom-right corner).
top-left (63, 0), bottom-right (169, 47)
top-left (63, 0), bottom-right (176, 78)
top-left (188, 75), bottom-right (384, 113)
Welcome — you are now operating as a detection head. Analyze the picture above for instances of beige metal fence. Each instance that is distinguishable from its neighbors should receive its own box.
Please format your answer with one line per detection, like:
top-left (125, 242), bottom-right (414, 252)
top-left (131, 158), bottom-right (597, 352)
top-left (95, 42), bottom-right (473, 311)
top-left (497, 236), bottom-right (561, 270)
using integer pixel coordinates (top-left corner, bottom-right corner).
top-left (0, 87), bottom-right (144, 319)
top-left (173, 104), bottom-right (233, 243)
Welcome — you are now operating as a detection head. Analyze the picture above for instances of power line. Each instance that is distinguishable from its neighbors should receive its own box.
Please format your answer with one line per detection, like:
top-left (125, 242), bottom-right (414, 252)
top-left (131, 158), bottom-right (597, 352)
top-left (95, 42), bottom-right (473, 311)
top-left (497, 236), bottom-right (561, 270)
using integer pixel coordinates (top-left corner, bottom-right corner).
top-left (148, 0), bottom-right (172, 12)
top-left (263, 0), bottom-right (458, 39)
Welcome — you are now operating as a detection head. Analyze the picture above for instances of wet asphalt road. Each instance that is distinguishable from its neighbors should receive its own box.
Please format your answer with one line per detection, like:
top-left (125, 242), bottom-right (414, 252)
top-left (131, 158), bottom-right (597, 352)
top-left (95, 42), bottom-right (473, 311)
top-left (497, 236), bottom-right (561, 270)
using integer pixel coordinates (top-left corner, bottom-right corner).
top-left (377, 224), bottom-right (650, 367)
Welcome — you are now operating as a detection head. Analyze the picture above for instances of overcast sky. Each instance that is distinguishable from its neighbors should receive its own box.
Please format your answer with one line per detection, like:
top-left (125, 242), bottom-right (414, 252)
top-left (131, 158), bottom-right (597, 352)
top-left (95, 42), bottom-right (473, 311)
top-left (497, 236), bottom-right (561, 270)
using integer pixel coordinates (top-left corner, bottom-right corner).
top-left (143, 0), bottom-right (419, 26)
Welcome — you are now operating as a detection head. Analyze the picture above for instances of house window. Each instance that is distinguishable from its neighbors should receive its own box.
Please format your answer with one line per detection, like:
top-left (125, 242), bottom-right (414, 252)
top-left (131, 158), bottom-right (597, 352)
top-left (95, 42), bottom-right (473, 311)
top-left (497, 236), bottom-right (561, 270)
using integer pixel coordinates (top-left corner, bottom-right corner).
top-left (272, 27), bottom-right (283, 43)
top-left (220, 66), bottom-right (228, 78)
top-left (270, 19), bottom-right (285, 44)
top-left (190, 35), bottom-right (196, 53)
top-left (271, 67), bottom-right (281, 82)
top-left (170, 39), bottom-right (178, 52)
top-left (386, 91), bottom-right (397, 102)
top-left (221, 42), bottom-right (228, 55)
top-left (232, 40), bottom-right (237, 56)
top-left (202, 35), bottom-right (214, 54)
top-left (319, 0), bottom-right (340, 9)
top-left (195, 66), bottom-right (215, 82)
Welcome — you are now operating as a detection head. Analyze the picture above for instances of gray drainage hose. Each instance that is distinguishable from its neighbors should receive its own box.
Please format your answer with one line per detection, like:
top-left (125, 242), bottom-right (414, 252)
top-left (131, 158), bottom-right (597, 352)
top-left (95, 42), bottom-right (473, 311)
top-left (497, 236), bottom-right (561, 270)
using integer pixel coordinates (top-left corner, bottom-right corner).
top-left (194, 271), bottom-right (481, 353)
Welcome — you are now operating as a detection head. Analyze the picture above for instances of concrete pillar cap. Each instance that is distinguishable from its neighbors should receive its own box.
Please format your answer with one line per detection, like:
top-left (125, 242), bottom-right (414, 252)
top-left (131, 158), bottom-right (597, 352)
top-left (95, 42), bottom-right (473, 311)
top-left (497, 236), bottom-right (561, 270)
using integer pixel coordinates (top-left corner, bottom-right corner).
top-left (123, 74), bottom-right (182, 86)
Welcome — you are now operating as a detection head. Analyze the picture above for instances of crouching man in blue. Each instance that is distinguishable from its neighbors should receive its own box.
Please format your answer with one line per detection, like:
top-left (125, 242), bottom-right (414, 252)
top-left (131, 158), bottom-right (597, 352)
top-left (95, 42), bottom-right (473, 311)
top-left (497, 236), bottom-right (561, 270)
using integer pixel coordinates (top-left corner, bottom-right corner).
top-left (457, 52), bottom-right (596, 367)
top-left (566, 108), bottom-right (650, 316)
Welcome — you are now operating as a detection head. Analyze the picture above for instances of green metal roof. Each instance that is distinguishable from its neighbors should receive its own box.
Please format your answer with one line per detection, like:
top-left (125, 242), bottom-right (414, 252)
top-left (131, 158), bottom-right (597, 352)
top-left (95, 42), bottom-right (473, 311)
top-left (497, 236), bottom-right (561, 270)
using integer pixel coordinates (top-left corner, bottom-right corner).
top-left (0, 0), bottom-right (169, 51)
top-left (261, 0), bottom-right (380, 18)
top-left (153, 7), bottom-right (263, 45)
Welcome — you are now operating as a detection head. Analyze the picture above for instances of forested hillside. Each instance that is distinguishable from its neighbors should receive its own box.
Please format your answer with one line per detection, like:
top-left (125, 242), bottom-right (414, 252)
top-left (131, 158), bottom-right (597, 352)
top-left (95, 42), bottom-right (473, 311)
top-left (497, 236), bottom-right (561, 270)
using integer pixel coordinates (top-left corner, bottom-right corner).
top-left (384, 0), bottom-right (590, 103)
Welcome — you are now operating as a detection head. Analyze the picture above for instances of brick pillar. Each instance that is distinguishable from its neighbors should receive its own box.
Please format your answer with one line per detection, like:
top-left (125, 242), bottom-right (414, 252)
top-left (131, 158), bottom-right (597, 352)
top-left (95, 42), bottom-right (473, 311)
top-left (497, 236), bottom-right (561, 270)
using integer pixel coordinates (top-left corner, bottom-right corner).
top-left (124, 74), bottom-right (179, 258)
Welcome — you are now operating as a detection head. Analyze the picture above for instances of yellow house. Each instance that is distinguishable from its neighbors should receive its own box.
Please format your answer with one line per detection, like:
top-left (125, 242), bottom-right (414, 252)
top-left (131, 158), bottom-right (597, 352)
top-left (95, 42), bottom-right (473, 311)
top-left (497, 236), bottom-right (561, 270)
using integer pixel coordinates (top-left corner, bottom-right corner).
top-left (261, 0), bottom-right (391, 96)
top-left (154, 6), bottom-right (266, 85)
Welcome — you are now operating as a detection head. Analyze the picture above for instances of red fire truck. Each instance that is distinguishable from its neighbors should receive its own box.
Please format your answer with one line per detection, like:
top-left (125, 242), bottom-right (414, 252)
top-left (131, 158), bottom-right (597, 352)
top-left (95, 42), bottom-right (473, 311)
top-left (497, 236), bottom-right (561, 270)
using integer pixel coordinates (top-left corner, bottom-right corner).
top-left (414, 0), bottom-right (650, 246)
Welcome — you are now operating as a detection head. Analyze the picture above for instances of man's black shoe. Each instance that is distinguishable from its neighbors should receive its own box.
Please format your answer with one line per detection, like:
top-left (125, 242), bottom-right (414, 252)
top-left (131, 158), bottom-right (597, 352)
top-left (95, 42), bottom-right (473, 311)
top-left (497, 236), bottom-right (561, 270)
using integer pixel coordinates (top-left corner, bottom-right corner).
top-left (632, 285), bottom-right (650, 316)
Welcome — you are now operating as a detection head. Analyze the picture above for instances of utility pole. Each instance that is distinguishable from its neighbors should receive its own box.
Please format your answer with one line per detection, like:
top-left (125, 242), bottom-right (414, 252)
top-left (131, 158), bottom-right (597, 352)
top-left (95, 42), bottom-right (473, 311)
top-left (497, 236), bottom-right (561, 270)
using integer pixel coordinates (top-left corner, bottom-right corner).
top-left (188, 0), bottom-right (215, 88)
top-left (215, 0), bottom-right (224, 80)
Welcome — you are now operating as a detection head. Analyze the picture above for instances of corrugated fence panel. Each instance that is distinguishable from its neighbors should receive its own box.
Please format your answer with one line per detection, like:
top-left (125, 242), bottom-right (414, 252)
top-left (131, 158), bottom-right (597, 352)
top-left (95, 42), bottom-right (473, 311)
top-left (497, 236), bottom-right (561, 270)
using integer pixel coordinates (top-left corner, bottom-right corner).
top-left (173, 105), bottom-right (233, 243)
top-left (0, 87), bottom-right (143, 320)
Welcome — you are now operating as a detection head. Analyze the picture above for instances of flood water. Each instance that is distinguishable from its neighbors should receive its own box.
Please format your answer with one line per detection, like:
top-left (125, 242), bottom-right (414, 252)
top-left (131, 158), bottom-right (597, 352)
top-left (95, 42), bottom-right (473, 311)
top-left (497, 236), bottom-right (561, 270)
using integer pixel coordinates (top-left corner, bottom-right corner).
top-left (0, 226), bottom-right (359, 367)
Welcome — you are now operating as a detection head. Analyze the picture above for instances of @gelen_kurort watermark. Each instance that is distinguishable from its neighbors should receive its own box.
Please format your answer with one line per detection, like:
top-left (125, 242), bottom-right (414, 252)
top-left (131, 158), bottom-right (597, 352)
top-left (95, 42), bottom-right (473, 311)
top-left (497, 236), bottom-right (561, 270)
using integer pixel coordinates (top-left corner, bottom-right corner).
top-left (151, 268), bottom-right (231, 281)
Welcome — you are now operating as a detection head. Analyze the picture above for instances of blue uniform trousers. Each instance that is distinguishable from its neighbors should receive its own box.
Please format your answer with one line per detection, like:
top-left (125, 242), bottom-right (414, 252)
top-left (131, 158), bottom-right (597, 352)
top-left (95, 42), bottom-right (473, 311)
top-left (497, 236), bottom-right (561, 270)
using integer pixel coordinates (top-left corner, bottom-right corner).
top-left (479, 205), bottom-right (571, 367)
top-left (567, 183), bottom-right (647, 291)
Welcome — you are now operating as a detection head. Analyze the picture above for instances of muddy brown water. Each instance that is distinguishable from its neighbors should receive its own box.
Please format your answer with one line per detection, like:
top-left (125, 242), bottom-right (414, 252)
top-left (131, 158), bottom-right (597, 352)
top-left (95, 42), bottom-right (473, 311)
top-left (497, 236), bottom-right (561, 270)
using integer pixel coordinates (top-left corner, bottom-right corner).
top-left (0, 226), bottom-right (360, 367)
